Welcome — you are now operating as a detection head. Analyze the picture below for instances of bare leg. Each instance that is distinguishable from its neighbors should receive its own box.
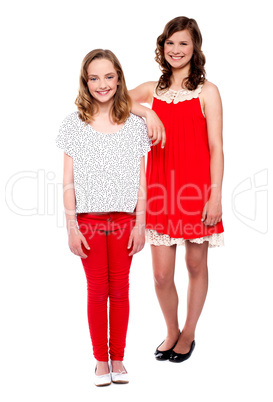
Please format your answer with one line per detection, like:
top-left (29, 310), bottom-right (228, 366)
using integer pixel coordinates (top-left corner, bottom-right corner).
top-left (111, 360), bottom-right (127, 373)
top-left (173, 241), bottom-right (209, 354)
top-left (96, 361), bottom-right (110, 375)
top-left (151, 244), bottom-right (180, 350)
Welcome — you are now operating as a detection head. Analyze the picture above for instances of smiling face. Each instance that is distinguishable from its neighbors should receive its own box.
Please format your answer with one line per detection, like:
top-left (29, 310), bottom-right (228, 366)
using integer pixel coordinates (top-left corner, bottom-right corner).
top-left (164, 29), bottom-right (194, 70)
top-left (87, 58), bottom-right (119, 105)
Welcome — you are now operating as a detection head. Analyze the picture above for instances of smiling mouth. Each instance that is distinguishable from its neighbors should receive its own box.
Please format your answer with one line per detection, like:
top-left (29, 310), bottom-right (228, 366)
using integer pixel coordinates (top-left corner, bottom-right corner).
top-left (170, 56), bottom-right (184, 60)
top-left (96, 90), bottom-right (111, 95)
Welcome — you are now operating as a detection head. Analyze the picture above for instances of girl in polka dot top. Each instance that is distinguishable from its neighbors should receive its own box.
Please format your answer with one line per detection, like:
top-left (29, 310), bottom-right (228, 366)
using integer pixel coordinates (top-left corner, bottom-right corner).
top-left (56, 49), bottom-right (152, 386)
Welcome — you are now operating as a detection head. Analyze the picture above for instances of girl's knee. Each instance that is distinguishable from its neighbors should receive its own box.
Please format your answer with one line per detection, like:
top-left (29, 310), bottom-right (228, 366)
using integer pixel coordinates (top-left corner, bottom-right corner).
top-left (185, 242), bottom-right (208, 276)
top-left (185, 254), bottom-right (207, 277)
top-left (109, 282), bottom-right (129, 303)
top-left (153, 270), bottom-right (174, 288)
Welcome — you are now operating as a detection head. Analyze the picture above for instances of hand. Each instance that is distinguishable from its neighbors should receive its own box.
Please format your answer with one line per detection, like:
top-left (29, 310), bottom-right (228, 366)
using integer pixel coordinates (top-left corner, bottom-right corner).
top-left (146, 109), bottom-right (166, 148)
top-left (68, 228), bottom-right (90, 258)
top-left (127, 224), bottom-right (145, 256)
top-left (201, 197), bottom-right (222, 226)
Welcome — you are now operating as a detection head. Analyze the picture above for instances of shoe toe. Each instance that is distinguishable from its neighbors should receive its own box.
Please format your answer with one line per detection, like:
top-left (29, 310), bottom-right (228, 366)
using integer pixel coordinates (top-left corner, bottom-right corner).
top-left (155, 350), bottom-right (172, 360)
top-left (169, 340), bottom-right (196, 363)
top-left (111, 371), bottom-right (129, 384)
top-left (94, 373), bottom-right (111, 387)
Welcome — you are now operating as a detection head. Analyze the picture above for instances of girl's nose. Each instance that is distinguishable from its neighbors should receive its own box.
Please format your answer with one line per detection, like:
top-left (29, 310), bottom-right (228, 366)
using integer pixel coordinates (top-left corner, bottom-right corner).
top-left (99, 79), bottom-right (107, 89)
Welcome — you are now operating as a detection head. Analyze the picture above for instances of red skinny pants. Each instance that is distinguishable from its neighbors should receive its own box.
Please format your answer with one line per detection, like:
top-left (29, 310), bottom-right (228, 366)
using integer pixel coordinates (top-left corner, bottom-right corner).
top-left (76, 212), bottom-right (135, 362)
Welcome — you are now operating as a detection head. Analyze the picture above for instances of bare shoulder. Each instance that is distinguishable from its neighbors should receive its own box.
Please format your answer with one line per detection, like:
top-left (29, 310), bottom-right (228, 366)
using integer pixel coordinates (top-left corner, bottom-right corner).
top-left (201, 80), bottom-right (222, 118)
top-left (201, 80), bottom-right (221, 99)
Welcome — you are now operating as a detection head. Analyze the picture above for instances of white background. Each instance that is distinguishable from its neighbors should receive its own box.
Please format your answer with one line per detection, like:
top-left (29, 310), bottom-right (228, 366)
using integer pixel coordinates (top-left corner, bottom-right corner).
top-left (1, 0), bottom-right (272, 401)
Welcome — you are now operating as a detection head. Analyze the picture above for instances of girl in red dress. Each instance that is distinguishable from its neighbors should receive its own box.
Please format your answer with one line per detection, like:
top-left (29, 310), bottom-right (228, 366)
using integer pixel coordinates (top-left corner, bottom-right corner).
top-left (129, 16), bottom-right (224, 362)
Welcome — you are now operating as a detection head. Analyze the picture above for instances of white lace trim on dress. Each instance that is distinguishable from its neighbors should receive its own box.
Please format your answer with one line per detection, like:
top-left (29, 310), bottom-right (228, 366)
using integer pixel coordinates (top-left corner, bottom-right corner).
top-left (153, 85), bottom-right (202, 104)
top-left (146, 229), bottom-right (224, 248)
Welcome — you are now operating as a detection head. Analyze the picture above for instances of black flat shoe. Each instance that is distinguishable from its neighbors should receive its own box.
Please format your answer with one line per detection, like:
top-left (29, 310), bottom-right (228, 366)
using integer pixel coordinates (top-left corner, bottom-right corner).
top-left (169, 340), bottom-right (196, 363)
top-left (154, 333), bottom-right (180, 361)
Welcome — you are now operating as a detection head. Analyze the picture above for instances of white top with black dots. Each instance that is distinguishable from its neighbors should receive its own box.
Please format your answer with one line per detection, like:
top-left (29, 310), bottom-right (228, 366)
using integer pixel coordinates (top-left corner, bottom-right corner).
top-left (56, 111), bottom-right (152, 214)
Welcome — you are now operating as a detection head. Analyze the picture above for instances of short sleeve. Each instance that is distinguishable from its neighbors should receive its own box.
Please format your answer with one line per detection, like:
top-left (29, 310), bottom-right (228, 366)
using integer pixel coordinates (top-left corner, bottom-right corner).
top-left (138, 117), bottom-right (152, 158)
top-left (56, 112), bottom-right (78, 158)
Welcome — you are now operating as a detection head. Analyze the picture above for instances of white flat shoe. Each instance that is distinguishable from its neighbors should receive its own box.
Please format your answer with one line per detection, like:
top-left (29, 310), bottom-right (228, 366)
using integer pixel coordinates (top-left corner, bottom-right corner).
top-left (94, 366), bottom-right (111, 387)
top-left (111, 369), bottom-right (129, 384)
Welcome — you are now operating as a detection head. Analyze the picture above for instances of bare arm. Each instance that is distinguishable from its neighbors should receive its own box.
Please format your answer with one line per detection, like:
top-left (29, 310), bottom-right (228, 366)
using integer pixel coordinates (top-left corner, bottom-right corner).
top-left (129, 82), bottom-right (166, 148)
top-left (128, 156), bottom-right (147, 256)
top-left (63, 153), bottom-right (89, 257)
top-left (200, 82), bottom-right (224, 226)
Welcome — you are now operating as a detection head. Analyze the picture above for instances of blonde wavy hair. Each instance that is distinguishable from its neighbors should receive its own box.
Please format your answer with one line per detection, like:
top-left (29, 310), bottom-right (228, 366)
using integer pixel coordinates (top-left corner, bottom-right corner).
top-left (75, 49), bottom-right (131, 124)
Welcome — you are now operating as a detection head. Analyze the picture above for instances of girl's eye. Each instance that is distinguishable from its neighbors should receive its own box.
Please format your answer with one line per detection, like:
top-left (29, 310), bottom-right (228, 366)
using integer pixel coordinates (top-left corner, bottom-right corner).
top-left (166, 41), bottom-right (173, 45)
top-left (89, 77), bottom-right (97, 81)
top-left (107, 76), bottom-right (114, 80)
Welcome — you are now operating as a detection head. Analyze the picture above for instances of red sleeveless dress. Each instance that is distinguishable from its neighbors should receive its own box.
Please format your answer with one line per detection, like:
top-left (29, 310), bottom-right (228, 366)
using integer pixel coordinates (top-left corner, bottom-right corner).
top-left (146, 85), bottom-right (224, 246)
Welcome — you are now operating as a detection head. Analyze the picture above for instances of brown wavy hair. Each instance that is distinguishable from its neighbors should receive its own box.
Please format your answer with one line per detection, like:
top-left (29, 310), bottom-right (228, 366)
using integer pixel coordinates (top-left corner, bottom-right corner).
top-left (75, 49), bottom-right (131, 124)
top-left (155, 16), bottom-right (206, 92)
